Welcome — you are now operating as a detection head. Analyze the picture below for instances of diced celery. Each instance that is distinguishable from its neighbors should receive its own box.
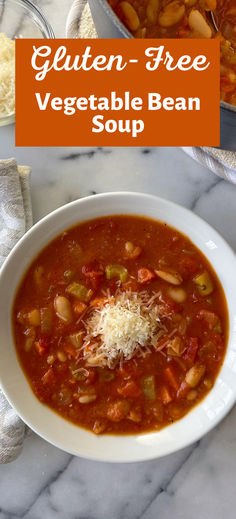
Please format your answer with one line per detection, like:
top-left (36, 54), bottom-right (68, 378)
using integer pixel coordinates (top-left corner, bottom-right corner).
top-left (105, 264), bottom-right (128, 283)
top-left (193, 272), bottom-right (213, 296)
top-left (142, 375), bottom-right (156, 400)
top-left (67, 282), bottom-right (91, 301)
top-left (40, 307), bottom-right (52, 334)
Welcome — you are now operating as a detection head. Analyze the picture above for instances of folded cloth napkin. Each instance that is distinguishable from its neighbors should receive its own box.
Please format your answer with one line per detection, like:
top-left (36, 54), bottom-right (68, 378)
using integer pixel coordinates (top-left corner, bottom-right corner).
top-left (0, 158), bottom-right (32, 463)
top-left (182, 147), bottom-right (236, 184)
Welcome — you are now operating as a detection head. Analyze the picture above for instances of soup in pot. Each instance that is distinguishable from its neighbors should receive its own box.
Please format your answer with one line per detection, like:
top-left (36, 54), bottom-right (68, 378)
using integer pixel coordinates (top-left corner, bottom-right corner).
top-left (108, 0), bottom-right (236, 105)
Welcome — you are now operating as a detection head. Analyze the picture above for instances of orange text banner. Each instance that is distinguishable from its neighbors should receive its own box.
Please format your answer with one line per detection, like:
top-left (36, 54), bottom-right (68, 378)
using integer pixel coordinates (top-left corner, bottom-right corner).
top-left (15, 39), bottom-right (220, 147)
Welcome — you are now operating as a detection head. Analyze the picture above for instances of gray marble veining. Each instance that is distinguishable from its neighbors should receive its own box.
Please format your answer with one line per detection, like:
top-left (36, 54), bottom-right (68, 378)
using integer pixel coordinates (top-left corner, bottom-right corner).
top-left (0, 1), bottom-right (236, 517)
top-left (1, 132), bottom-right (236, 519)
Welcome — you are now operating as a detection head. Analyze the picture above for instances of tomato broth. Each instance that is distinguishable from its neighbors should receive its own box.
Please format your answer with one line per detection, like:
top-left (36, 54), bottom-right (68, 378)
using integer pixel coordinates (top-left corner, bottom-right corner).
top-left (13, 215), bottom-right (228, 435)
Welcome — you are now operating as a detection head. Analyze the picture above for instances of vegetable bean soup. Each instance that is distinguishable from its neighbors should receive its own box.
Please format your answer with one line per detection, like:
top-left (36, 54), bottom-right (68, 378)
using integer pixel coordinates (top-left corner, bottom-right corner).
top-left (13, 216), bottom-right (228, 435)
top-left (108, 0), bottom-right (236, 106)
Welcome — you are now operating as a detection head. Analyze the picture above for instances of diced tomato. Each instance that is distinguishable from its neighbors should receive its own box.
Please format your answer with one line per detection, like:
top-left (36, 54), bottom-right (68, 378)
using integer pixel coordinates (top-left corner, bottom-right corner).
top-left (158, 297), bottom-right (178, 317)
top-left (42, 368), bottom-right (55, 385)
top-left (164, 367), bottom-right (179, 391)
top-left (179, 255), bottom-right (199, 278)
top-left (117, 381), bottom-right (141, 398)
top-left (93, 419), bottom-right (107, 434)
top-left (197, 309), bottom-right (219, 330)
top-left (160, 386), bottom-right (173, 405)
top-left (176, 380), bottom-right (189, 399)
top-left (221, 77), bottom-right (235, 94)
top-left (202, 333), bottom-right (224, 360)
top-left (35, 337), bottom-right (50, 356)
top-left (82, 262), bottom-right (104, 290)
top-left (107, 400), bottom-right (130, 422)
top-left (137, 268), bottom-right (155, 284)
top-left (73, 301), bottom-right (87, 315)
top-left (128, 408), bottom-right (142, 423)
top-left (182, 337), bottom-right (199, 365)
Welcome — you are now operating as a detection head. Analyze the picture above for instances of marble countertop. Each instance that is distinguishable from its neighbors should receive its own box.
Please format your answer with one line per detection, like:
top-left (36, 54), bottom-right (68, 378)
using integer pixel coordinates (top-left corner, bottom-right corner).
top-left (0, 1), bottom-right (236, 518)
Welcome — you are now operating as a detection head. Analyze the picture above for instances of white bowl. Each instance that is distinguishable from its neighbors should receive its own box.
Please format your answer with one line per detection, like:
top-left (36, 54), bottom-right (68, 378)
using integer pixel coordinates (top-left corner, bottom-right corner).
top-left (1, 192), bottom-right (236, 463)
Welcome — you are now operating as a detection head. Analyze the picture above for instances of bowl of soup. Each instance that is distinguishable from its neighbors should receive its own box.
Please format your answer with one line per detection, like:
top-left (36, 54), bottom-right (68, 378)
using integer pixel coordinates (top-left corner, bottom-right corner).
top-left (87, 0), bottom-right (236, 150)
top-left (0, 192), bottom-right (236, 462)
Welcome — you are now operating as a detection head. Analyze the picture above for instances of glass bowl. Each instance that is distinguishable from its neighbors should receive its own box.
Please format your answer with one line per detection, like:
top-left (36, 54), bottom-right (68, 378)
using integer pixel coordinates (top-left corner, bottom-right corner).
top-left (0, 0), bottom-right (54, 127)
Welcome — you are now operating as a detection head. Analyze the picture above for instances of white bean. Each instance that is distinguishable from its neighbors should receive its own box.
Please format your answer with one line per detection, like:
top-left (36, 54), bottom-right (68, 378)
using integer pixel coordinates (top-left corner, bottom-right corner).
top-left (57, 351), bottom-right (67, 362)
top-left (185, 364), bottom-right (206, 388)
top-left (119, 2), bottom-right (140, 31)
top-left (86, 354), bottom-right (104, 366)
top-left (54, 296), bottom-right (72, 323)
top-left (158, 2), bottom-right (185, 27)
top-left (28, 309), bottom-right (40, 327)
top-left (24, 336), bottom-right (34, 352)
top-left (79, 395), bottom-right (97, 404)
top-left (188, 10), bottom-right (212, 38)
top-left (146, 0), bottom-right (159, 24)
top-left (155, 269), bottom-right (183, 285)
top-left (168, 287), bottom-right (187, 303)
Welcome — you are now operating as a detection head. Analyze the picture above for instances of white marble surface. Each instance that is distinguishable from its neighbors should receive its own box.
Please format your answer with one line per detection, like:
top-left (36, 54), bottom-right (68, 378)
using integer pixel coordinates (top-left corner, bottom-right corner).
top-left (0, 1), bottom-right (236, 518)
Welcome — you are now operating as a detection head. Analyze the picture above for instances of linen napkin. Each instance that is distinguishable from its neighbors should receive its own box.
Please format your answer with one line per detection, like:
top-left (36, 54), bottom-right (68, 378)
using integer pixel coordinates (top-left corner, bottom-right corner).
top-left (0, 158), bottom-right (32, 463)
top-left (182, 147), bottom-right (236, 184)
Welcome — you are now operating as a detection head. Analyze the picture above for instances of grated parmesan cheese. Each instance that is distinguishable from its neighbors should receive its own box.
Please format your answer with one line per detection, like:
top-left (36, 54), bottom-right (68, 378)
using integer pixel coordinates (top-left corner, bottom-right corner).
top-left (0, 33), bottom-right (15, 117)
top-left (82, 291), bottom-right (166, 368)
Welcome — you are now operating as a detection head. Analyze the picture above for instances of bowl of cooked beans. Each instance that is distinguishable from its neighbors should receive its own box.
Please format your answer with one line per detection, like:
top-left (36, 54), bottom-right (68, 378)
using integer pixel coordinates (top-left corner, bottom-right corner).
top-left (0, 192), bottom-right (236, 462)
top-left (88, 0), bottom-right (236, 150)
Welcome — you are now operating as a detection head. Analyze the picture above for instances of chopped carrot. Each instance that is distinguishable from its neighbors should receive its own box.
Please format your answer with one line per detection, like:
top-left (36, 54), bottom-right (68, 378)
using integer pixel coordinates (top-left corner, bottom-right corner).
top-left (182, 337), bottom-right (199, 365)
top-left (73, 301), bottom-right (87, 315)
top-left (137, 268), bottom-right (155, 284)
top-left (117, 381), bottom-right (141, 398)
top-left (161, 386), bottom-right (173, 405)
top-left (164, 367), bottom-right (179, 391)
top-left (90, 298), bottom-right (109, 308)
top-left (35, 337), bottom-right (50, 356)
